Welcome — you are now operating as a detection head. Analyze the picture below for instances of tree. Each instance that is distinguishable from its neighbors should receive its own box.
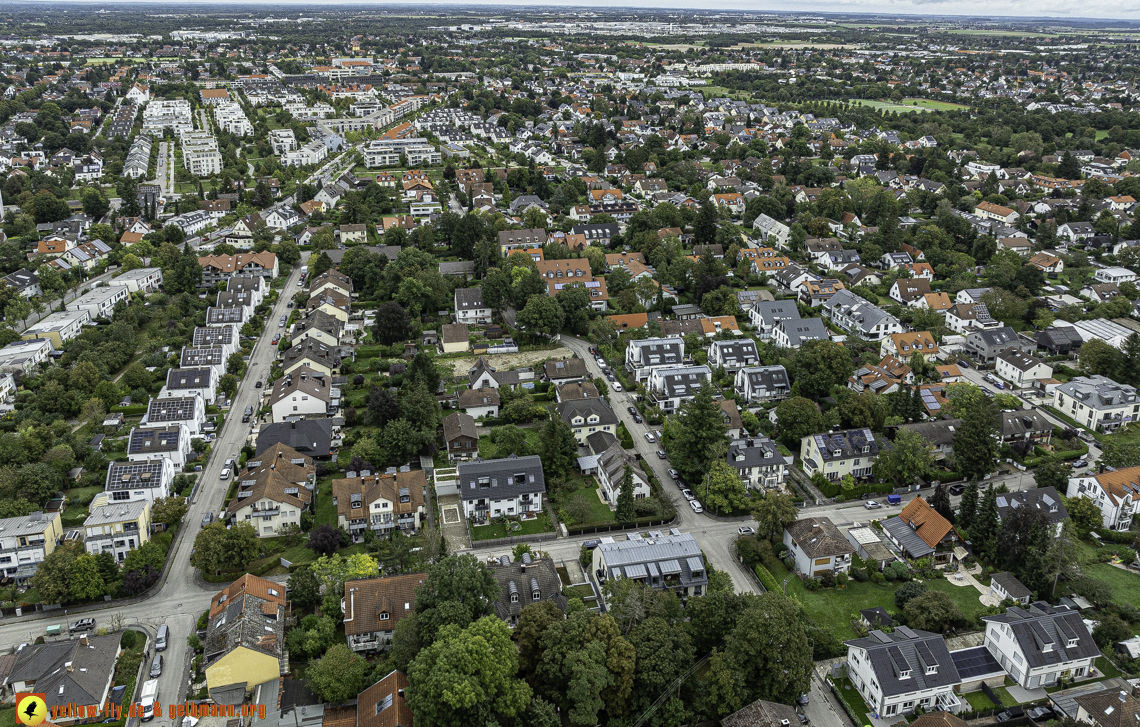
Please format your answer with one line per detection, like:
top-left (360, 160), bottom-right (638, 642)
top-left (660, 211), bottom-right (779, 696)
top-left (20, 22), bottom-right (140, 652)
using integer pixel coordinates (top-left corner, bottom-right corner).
top-left (308, 524), bottom-right (341, 556)
top-left (628, 616), bottom-right (695, 715)
top-left (408, 352), bottom-right (442, 397)
top-left (1079, 339), bottom-right (1122, 379)
top-left (165, 244), bottom-right (203, 294)
top-left (1034, 459), bottom-right (1068, 491)
top-left (490, 425), bottom-right (531, 458)
top-left (533, 610), bottom-right (635, 723)
top-left (226, 351), bottom-right (245, 376)
top-left (537, 418), bottom-right (577, 480)
top-left (751, 493), bottom-right (798, 541)
top-left (894, 581), bottom-right (928, 610)
top-left (218, 373), bottom-right (238, 401)
top-left (973, 485), bottom-right (1001, 560)
top-left (190, 522), bottom-right (259, 574)
top-left (406, 617), bottom-right (532, 727)
top-left (373, 302), bottom-right (412, 345)
top-left (70, 554), bottom-right (106, 602)
top-left (930, 483), bottom-right (954, 522)
top-left (615, 465), bottom-right (636, 524)
top-left (555, 284), bottom-right (592, 336)
top-left (306, 644), bottom-right (371, 704)
top-left (415, 554), bottom-right (499, 645)
top-left (694, 200), bottom-right (718, 246)
top-left (793, 340), bottom-right (853, 400)
top-left (1058, 152), bottom-right (1081, 180)
top-left (515, 600), bottom-right (565, 678)
top-left (948, 384), bottom-right (1000, 482)
top-left (150, 496), bottom-right (188, 526)
top-left (998, 506), bottom-right (1053, 594)
top-left (120, 254), bottom-right (144, 272)
top-left (517, 295), bottom-right (564, 340)
top-left (904, 591), bottom-right (962, 632)
top-left (773, 397), bottom-right (824, 449)
top-left (1101, 437), bottom-right (1140, 469)
top-left (1093, 615), bottom-right (1132, 649)
top-left (958, 480), bottom-right (980, 531)
top-left (873, 429), bottom-right (933, 486)
top-left (287, 566), bottom-right (322, 613)
top-left (704, 460), bottom-right (749, 514)
top-left (310, 251), bottom-right (333, 278)
top-left (667, 384), bottom-right (728, 483)
top-left (1066, 496), bottom-right (1103, 533)
top-left (31, 544), bottom-right (77, 605)
top-left (724, 594), bottom-right (812, 705)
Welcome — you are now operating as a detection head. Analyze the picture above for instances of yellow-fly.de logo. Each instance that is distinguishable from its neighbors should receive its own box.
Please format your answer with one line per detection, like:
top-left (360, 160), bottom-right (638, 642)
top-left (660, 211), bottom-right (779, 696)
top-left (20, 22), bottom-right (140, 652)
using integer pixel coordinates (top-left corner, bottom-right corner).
top-left (16, 693), bottom-right (47, 726)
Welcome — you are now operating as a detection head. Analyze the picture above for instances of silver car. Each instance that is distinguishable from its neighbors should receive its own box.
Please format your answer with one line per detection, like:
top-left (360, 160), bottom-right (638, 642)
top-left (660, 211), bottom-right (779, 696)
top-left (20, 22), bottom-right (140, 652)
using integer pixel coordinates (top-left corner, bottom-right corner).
top-left (150, 655), bottom-right (163, 678)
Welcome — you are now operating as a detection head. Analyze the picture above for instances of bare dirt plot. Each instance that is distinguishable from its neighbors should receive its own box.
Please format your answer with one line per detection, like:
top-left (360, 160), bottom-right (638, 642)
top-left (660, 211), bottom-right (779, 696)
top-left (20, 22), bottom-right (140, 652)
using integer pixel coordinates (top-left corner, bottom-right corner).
top-left (443, 346), bottom-right (576, 378)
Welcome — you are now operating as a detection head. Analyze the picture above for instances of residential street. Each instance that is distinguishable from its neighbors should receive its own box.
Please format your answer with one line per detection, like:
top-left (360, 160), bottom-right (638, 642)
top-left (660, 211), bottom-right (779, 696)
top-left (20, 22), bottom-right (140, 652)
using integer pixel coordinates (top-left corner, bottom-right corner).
top-left (0, 257), bottom-right (308, 727)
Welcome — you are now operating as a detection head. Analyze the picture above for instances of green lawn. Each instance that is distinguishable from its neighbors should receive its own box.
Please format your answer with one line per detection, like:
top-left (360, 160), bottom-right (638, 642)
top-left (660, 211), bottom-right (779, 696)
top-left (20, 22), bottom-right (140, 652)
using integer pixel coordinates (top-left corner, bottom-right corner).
top-left (1085, 562), bottom-right (1140, 608)
top-left (848, 98), bottom-right (933, 113)
top-left (769, 557), bottom-right (988, 641)
top-left (832, 675), bottom-right (873, 725)
top-left (477, 427), bottom-right (543, 460)
top-left (554, 474), bottom-right (615, 526)
top-left (900, 98), bottom-right (969, 111)
top-left (964, 690), bottom-right (1000, 712)
top-left (471, 512), bottom-right (555, 541)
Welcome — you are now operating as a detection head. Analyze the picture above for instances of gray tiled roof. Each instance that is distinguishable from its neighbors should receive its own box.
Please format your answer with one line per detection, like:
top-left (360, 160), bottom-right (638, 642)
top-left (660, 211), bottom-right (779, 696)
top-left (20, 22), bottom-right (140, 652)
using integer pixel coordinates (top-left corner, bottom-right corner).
top-left (881, 516), bottom-right (935, 558)
top-left (982, 603), bottom-right (1100, 669)
top-left (844, 627), bottom-right (961, 697)
top-left (776, 317), bottom-right (829, 345)
top-left (166, 367), bottom-right (213, 390)
top-left (726, 436), bottom-right (790, 469)
top-left (557, 398), bottom-right (619, 428)
top-left (457, 454), bottom-right (546, 502)
top-left (995, 486), bottom-right (1068, 526)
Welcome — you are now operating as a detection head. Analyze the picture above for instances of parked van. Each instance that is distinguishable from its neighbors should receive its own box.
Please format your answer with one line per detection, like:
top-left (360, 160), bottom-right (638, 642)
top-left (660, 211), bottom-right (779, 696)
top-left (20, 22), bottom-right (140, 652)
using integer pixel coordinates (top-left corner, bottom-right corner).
top-left (242, 405), bottom-right (253, 423)
top-left (156, 624), bottom-right (168, 651)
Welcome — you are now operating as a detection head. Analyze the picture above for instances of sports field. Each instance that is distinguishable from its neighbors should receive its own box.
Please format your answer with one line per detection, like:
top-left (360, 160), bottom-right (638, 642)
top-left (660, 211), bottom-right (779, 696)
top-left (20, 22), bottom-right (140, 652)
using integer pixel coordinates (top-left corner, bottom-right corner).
top-left (849, 98), bottom-right (969, 113)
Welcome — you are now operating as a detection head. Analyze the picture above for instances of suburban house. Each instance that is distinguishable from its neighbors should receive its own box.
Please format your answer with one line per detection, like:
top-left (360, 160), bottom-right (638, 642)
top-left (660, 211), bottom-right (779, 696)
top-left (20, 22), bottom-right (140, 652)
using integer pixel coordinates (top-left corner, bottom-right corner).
top-left (457, 455), bottom-right (546, 523)
top-left (331, 470), bottom-right (426, 538)
top-left (0, 511), bottom-right (63, 581)
top-left (198, 252), bottom-right (279, 285)
top-left (734, 364), bottom-right (790, 404)
top-left (800, 428), bottom-right (879, 481)
top-left (1073, 688), bottom-right (1140, 727)
top-left (142, 395), bottom-right (206, 437)
top-left (281, 339), bottom-right (342, 378)
top-left (707, 339), bottom-right (759, 372)
top-left (458, 388), bottom-right (500, 419)
top-left (226, 469), bottom-right (312, 538)
top-left (591, 436), bottom-right (651, 507)
top-left (748, 300), bottom-right (801, 340)
top-left (104, 459), bottom-right (175, 504)
top-left (83, 500), bottom-right (151, 563)
top-left (995, 351), bottom-right (1053, 388)
top-left (468, 357), bottom-right (522, 389)
top-left (882, 497), bottom-right (961, 565)
top-left (442, 412), bottom-right (479, 461)
top-left (292, 310), bottom-right (343, 347)
top-left (989, 572), bottom-right (1032, 605)
top-left (557, 398), bottom-right (619, 444)
top-left (21, 309), bottom-right (91, 350)
top-left (726, 436), bottom-right (791, 490)
top-left (544, 358), bottom-right (588, 385)
top-left (845, 627), bottom-right (964, 718)
top-left (982, 603), bottom-right (1100, 689)
top-left (268, 367), bottom-right (331, 423)
top-left (1065, 466), bottom-right (1140, 531)
top-left (489, 554), bottom-right (569, 627)
top-left (256, 420), bottom-right (336, 459)
top-left (440, 323), bottom-right (470, 354)
top-left (591, 531), bottom-right (708, 600)
top-left (964, 326), bottom-right (1035, 363)
top-left (647, 365), bottom-right (712, 413)
top-left (625, 337), bottom-right (684, 381)
top-left (67, 284), bottom-right (130, 319)
top-left (203, 574), bottom-right (289, 699)
top-left (772, 317), bottom-right (830, 349)
top-left (881, 331), bottom-right (939, 362)
top-left (454, 287), bottom-right (492, 325)
top-left (1052, 376), bottom-right (1139, 433)
top-left (784, 516), bottom-right (855, 577)
top-left (159, 367), bottom-right (216, 405)
top-left (722, 699), bottom-right (803, 727)
top-left (5, 634), bottom-right (121, 717)
top-left (946, 303), bottom-right (1001, 335)
top-left (126, 424), bottom-right (192, 469)
top-left (823, 289), bottom-right (904, 341)
top-left (999, 410), bottom-right (1053, 448)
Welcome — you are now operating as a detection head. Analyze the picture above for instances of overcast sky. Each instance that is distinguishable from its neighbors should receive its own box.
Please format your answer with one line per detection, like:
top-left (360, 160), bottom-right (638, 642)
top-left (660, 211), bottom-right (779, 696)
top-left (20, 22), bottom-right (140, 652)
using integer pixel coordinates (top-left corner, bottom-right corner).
top-left (40, 0), bottom-right (1140, 22)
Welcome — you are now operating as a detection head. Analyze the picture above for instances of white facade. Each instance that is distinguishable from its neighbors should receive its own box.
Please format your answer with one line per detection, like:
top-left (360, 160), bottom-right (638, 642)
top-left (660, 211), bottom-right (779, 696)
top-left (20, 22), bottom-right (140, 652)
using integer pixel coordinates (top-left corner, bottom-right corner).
top-left (104, 458), bottom-right (176, 505)
top-left (1066, 467), bottom-right (1140, 531)
top-left (1094, 267), bottom-right (1138, 284)
top-left (625, 337), bottom-right (684, 381)
top-left (67, 284), bottom-right (130, 319)
top-left (995, 351), bottom-right (1053, 388)
top-left (114, 267), bottom-right (164, 293)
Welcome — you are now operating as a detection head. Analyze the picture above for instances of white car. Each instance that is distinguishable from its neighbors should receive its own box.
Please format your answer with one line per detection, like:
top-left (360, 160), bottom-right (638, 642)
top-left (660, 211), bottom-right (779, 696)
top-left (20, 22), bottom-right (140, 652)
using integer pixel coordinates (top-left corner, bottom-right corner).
top-left (681, 488), bottom-right (696, 501)
top-left (644, 431), bottom-right (656, 443)
top-left (689, 500), bottom-right (703, 514)
top-left (612, 381), bottom-right (622, 392)
top-left (219, 468), bottom-right (231, 480)
top-left (738, 526), bottom-right (755, 535)
top-left (864, 500), bottom-right (881, 510)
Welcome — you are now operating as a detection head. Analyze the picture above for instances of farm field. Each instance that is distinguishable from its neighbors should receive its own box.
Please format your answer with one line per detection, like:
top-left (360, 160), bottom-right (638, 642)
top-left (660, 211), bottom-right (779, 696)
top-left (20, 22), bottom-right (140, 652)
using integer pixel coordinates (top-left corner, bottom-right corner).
top-left (849, 98), bottom-right (969, 113)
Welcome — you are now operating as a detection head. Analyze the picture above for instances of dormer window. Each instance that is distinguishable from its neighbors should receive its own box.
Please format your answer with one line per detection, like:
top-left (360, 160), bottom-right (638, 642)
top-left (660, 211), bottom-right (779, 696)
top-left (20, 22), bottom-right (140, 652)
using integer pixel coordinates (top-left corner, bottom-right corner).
top-left (898, 670), bottom-right (911, 680)
top-left (379, 612), bottom-right (390, 621)
top-left (532, 590), bottom-right (541, 601)
top-left (925, 665), bottom-right (938, 675)
top-left (1067, 638), bottom-right (1079, 648)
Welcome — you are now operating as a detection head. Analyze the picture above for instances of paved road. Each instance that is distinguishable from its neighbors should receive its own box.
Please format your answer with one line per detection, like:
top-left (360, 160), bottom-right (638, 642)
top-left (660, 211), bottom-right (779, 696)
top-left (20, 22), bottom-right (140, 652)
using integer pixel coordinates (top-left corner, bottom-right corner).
top-left (0, 257), bottom-right (309, 726)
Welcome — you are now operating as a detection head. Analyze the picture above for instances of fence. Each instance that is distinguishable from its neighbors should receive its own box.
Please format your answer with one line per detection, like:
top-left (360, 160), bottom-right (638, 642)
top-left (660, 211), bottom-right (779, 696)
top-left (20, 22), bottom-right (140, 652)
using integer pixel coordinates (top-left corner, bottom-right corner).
top-left (470, 531), bottom-right (559, 549)
top-left (566, 516), bottom-right (678, 536)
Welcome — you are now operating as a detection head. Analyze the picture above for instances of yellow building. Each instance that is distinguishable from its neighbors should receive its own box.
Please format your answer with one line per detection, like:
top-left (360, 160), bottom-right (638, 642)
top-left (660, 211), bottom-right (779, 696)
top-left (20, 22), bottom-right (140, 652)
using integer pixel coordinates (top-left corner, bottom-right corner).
top-left (203, 574), bottom-right (289, 698)
top-left (82, 499), bottom-right (151, 562)
top-left (21, 310), bottom-right (91, 350)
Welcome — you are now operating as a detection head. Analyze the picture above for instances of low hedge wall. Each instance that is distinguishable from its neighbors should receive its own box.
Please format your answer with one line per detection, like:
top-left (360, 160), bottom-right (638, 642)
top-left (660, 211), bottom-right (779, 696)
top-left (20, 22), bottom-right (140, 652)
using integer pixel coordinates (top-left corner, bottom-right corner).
top-left (754, 564), bottom-right (780, 591)
top-left (816, 480), bottom-right (895, 498)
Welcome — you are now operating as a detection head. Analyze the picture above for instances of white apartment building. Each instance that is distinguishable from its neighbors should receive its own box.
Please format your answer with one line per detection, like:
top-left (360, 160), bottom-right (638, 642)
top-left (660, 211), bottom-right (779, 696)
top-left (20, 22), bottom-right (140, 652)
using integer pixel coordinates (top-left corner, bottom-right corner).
top-left (269, 128), bottom-right (298, 155)
top-left (1052, 375), bottom-right (1139, 433)
top-left (625, 337), bottom-right (684, 381)
top-left (282, 140), bottom-right (328, 167)
top-left (67, 284), bottom-right (130, 319)
top-left (982, 604), bottom-right (1100, 689)
top-left (0, 511), bottom-right (63, 581)
top-left (1066, 466), bottom-right (1140, 531)
top-left (846, 627), bottom-right (964, 718)
top-left (213, 102), bottom-right (254, 136)
top-left (142, 99), bottom-right (194, 136)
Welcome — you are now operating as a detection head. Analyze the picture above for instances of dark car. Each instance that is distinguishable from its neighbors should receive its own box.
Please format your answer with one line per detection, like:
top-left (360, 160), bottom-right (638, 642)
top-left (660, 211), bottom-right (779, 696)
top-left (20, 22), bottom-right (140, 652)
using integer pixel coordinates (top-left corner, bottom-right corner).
top-left (632, 414), bottom-right (643, 423)
top-left (255, 381), bottom-right (263, 388)
top-left (656, 450), bottom-right (667, 459)
top-left (149, 655), bottom-right (163, 678)
top-left (588, 347), bottom-right (597, 355)
top-left (627, 406), bottom-right (637, 415)
top-left (958, 358), bottom-right (970, 368)
top-left (949, 484), bottom-right (967, 496)
top-left (582, 539), bottom-right (600, 549)
top-left (1027, 708), bottom-right (1054, 722)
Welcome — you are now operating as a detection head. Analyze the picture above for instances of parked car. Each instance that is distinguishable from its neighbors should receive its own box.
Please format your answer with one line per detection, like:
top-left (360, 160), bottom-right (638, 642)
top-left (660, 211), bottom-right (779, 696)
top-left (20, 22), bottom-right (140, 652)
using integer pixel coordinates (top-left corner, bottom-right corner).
top-left (949, 484), bottom-right (966, 496)
top-left (681, 489), bottom-right (695, 501)
top-left (150, 655), bottom-right (163, 678)
top-left (627, 406), bottom-right (637, 415)
top-left (797, 694), bottom-right (810, 706)
top-left (864, 500), bottom-right (882, 509)
top-left (656, 450), bottom-right (667, 459)
top-left (612, 381), bottom-right (623, 392)
top-left (588, 346), bottom-right (597, 355)
top-left (201, 513), bottom-right (213, 527)
top-left (644, 431), bottom-right (656, 443)
top-left (68, 618), bottom-right (96, 632)
top-left (1072, 459), bottom-right (1088, 469)
top-left (219, 468), bottom-right (231, 480)
top-left (689, 500), bottom-right (703, 514)
top-left (738, 526), bottom-right (755, 535)
top-left (1027, 708), bottom-right (1054, 722)
top-left (582, 539), bottom-right (600, 550)
top-left (632, 414), bottom-right (643, 424)
top-left (255, 381), bottom-right (262, 388)
top-left (958, 358), bottom-right (970, 368)
top-left (668, 469), bottom-right (679, 480)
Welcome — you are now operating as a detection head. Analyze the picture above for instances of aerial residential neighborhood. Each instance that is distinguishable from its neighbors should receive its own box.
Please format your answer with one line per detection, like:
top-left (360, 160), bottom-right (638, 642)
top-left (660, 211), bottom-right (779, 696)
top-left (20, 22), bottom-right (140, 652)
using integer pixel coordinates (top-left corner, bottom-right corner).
top-left (0, 4), bottom-right (1139, 727)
